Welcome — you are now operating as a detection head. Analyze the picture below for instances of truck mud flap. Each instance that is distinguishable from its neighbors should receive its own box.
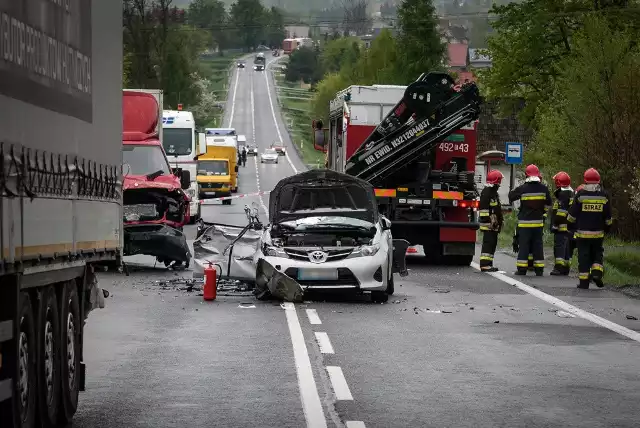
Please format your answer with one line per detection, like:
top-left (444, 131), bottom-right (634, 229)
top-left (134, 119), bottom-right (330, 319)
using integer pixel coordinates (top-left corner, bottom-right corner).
top-left (254, 258), bottom-right (304, 302)
top-left (392, 239), bottom-right (410, 277)
top-left (123, 224), bottom-right (191, 263)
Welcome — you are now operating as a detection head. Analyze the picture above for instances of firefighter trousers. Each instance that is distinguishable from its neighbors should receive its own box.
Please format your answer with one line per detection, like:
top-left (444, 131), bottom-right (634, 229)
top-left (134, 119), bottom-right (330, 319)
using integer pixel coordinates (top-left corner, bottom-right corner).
top-left (552, 232), bottom-right (571, 273)
top-left (480, 231), bottom-right (499, 270)
top-left (513, 229), bottom-right (534, 270)
top-left (576, 238), bottom-right (604, 287)
top-left (516, 227), bottom-right (545, 274)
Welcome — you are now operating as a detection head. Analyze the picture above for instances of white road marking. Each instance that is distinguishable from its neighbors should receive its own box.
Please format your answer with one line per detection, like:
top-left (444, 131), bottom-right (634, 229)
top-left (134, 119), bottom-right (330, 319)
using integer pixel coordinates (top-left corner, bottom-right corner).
top-left (306, 309), bottom-right (322, 325)
top-left (226, 66), bottom-right (240, 127)
top-left (314, 332), bottom-right (334, 354)
top-left (470, 262), bottom-right (640, 343)
top-left (346, 422), bottom-right (366, 428)
top-left (282, 302), bottom-right (328, 428)
top-left (250, 73), bottom-right (269, 215)
top-left (265, 59), bottom-right (298, 173)
top-left (326, 366), bottom-right (353, 400)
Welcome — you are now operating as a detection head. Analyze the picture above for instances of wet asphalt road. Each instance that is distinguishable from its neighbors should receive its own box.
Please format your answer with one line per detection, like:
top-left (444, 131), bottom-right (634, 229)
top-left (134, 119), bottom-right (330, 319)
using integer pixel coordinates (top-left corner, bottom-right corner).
top-left (73, 56), bottom-right (640, 428)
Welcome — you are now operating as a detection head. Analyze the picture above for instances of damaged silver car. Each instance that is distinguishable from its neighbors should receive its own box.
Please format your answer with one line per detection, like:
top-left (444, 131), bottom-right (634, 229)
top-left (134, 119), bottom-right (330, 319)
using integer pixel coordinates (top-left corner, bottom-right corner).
top-left (254, 169), bottom-right (408, 303)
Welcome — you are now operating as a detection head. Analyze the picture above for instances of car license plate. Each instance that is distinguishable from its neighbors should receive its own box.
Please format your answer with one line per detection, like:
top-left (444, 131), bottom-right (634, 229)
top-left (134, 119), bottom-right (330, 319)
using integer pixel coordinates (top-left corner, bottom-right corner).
top-left (297, 268), bottom-right (338, 281)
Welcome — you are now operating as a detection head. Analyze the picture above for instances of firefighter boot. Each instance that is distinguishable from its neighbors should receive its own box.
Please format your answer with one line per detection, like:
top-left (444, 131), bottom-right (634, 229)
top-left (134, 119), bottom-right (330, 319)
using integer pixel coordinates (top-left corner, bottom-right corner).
top-left (591, 264), bottom-right (604, 288)
top-left (577, 279), bottom-right (590, 289)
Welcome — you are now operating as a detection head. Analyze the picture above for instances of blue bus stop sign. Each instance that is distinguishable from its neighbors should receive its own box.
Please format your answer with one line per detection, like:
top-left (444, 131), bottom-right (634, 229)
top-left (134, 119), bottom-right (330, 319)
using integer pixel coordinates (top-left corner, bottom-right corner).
top-left (505, 142), bottom-right (523, 164)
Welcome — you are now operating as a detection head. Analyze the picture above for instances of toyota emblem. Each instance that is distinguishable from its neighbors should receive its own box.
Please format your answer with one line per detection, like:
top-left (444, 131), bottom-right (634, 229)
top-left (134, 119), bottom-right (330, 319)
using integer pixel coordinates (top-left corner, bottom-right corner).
top-left (309, 251), bottom-right (328, 263)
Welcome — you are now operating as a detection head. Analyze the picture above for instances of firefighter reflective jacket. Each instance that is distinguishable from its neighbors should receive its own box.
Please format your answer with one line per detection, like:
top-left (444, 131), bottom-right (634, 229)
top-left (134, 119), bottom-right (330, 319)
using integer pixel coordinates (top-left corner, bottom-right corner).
top-left (508, 180), bottom-right (553, 228)
top-left (567, 186), bottom-right (612, 239)
top-left (552, 187), bottom-right (574, 233)
top-left (479, 185), bottom-right (503, 231)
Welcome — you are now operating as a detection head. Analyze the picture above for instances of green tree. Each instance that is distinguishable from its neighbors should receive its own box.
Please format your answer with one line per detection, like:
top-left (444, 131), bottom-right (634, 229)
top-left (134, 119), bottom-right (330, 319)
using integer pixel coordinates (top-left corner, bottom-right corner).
top-left (264, 6), bottom-right (286, 48)
top-left (529, 16), bottom-right (640, 239)
top-left (395, 0), bottom-right (446, 83)
top-left (311, 72), bottom-right (352, 126)
top-left (230, 0), bottom-right (265, 50)
top-left (187, 0), bottom-right (230, 53)
top-left (320, 37), bottom-right (362, 74)
top-left (480, 0), bottom-right (588, 126)
top-left (352, 29), bottom-right (403, 85)
top-left (285, 46), bottom-right (323, 84)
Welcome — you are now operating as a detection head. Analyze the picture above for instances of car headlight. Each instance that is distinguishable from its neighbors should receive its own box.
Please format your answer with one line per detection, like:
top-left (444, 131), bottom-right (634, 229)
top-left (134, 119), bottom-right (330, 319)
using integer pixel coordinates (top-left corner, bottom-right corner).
top-left (262, 244), bottom-right (287, 257)
top-left (350, 244), bottom-right (380, 257)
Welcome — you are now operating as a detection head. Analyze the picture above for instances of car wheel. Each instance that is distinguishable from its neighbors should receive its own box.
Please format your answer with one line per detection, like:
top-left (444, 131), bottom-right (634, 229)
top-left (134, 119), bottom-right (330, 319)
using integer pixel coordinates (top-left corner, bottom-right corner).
top-left (371, 291), bottom-right (388, 303)
top-left (386, 272), bottom-right (395, 295)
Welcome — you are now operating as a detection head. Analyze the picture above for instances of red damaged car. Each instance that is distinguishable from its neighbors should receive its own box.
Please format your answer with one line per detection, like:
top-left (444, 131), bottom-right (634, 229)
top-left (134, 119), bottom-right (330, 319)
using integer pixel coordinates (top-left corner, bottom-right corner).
top-left (122, 90), bottom-right (192, 268)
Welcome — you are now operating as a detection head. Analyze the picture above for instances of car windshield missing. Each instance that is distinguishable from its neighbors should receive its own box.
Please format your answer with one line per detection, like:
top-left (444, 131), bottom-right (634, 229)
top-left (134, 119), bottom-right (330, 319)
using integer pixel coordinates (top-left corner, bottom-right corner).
top-left (278, 216), bottom-right (374, 230)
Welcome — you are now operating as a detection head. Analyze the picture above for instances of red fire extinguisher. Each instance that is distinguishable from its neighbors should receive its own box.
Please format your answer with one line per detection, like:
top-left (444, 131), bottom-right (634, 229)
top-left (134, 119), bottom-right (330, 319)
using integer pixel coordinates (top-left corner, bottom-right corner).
top-left (203, 263), bottom-right (221, 301)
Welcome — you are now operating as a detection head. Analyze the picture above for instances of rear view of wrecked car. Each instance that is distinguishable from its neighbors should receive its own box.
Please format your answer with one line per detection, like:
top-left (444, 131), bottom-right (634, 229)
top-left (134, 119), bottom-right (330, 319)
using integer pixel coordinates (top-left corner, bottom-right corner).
top-left (122, 90), bottom-right (192, 268)
top-left (254, 169), bottom-right (408, 302)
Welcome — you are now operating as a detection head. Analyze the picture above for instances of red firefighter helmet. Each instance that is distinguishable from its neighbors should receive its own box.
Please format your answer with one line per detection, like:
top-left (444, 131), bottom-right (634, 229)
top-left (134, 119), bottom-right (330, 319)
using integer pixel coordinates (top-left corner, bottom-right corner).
top-left (583, 168), bottom-right (601, 184)
top-left (553, 171), bottom-right (571, 188)
top-left (486, 170), bottom-right (504, 185)
top-left (525, 164), bottom-right (541, 178)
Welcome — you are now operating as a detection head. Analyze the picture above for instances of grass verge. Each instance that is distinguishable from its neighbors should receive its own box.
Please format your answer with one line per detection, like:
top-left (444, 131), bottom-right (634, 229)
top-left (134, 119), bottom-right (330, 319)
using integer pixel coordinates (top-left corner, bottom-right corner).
top-left (198, 52), bottom-right (244, 127)
top-left (272, 70), bottom-right (324, 168)
top-left (484, 211), bottom-right (640, 288)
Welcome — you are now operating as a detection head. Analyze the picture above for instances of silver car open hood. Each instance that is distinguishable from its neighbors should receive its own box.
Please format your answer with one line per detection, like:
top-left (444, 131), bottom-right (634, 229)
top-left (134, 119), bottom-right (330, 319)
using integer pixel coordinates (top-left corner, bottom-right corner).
top-left (268, 169), bottom-right (378, 224)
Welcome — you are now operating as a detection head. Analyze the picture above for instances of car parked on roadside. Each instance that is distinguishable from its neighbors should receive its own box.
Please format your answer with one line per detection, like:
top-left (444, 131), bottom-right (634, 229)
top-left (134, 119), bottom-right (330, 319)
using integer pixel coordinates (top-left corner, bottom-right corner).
top-left (253, 169), bottom-right (408, 302)
top-left (246, 145), bottom-right (258, 156)
top-left (260, 149), bottom-right (279, 164)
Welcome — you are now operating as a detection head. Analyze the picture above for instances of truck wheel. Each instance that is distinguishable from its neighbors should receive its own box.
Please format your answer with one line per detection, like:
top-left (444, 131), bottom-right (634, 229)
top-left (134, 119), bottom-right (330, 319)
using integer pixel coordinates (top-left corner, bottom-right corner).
top-left (36, 287), bottom-right (61, 427)
top-left (17, 292), bottom-right (38, 428)
top-left (57, 282), bottom-right (80, 425)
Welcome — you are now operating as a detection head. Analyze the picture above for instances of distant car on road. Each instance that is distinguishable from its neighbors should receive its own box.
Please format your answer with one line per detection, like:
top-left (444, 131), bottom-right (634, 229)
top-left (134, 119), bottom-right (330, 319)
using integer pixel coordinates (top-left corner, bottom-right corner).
top-left (237, 60), bottom-right (245, 68)
top-left (270, 142), bottom-right (286, 155)
top-left (246, 145), bottom-right (258, 156)
top-left (260, 149), bottom-right (279, 164)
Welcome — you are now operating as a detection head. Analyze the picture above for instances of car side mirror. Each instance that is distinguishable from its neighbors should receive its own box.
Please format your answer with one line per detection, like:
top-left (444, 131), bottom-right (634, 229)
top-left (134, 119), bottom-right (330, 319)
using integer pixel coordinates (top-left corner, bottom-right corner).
top-left (197, 132), bottom-right (207, 156)
top-left (381, 216), bottom-right (391, 230)
top-left (180, 170), bottom-right (191, 189)
top-left (312, 119), bottom-right (328, 153)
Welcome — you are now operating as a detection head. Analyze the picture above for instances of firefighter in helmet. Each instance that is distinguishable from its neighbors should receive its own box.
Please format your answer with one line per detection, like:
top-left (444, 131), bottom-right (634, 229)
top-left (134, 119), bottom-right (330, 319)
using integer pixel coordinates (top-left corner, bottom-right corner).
top-left (550, 171), bottom-right (574, 275)
top-left (479, 170), bottom-right (504, 272)
top-left (567, 168), bottom-right (612, 289)
top-left (508, 164), bottom-right (553, 275)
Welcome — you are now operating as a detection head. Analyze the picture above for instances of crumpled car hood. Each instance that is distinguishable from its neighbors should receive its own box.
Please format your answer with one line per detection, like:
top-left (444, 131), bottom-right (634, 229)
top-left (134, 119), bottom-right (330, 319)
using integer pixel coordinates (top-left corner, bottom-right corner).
top-left (269, 169), bottom-right (378, 224)
top-left (124, 174), bottom-right (183, 193)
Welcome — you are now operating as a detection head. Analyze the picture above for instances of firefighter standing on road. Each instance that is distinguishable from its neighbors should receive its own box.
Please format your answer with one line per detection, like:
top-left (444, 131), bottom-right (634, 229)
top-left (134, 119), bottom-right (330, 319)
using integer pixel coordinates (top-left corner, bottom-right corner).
top-left (550, 171), bottom-right (574, 275)
top-left (241, 147), bottom-right (247, 167)
top-left (567, 168), bottom-right (612, 289)
top-left (508, 164), bottom-right (553, 276)
top-left (479, 170), bottom-right (504, 272)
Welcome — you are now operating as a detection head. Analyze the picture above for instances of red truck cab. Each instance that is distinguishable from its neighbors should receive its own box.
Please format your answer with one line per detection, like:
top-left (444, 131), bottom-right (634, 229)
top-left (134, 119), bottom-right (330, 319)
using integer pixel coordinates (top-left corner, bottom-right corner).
top-left (122, 90), bottom-right (192, 268)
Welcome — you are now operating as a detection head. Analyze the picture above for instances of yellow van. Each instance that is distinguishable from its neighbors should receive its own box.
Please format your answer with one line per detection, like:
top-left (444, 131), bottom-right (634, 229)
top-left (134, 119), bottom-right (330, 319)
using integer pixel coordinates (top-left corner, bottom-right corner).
top-left (197, 158), bottom-right (233, 205)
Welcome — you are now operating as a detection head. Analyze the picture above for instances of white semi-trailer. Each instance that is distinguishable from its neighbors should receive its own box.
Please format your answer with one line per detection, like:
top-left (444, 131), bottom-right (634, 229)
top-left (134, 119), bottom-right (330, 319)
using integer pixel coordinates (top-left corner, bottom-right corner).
top-left (0, 1), bottom-right (123, 427)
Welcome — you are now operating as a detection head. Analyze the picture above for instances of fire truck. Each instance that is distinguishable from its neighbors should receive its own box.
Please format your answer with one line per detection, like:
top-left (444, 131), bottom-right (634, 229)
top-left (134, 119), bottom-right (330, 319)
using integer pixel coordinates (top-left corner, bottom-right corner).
top-left (313, 72), bottom-right (482, 265)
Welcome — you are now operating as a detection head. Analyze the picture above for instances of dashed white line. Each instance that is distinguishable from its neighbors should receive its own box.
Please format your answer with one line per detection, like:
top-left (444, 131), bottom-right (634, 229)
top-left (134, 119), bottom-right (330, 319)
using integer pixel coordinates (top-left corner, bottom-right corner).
top-left (326, 366), bottom-right (354, 400)
top-left (282, 302), bottom-right (328, 428)
top-left (470, 262), bottom-right (640, 343)
top-left (306, 309), bottom-right (322, 325)
top-left (346, 422), bottom-right (366, 428)
top-left (264, 59), bottom-right (298, 174)
top-left (250, 72), bottom-right (268, 216)
top-left (314, 332), bottom-right (335, 354)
